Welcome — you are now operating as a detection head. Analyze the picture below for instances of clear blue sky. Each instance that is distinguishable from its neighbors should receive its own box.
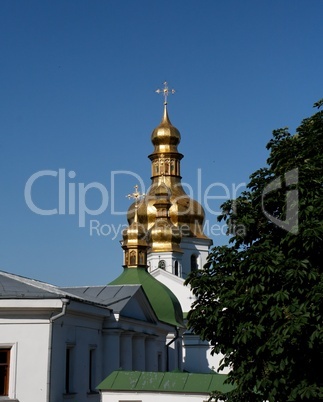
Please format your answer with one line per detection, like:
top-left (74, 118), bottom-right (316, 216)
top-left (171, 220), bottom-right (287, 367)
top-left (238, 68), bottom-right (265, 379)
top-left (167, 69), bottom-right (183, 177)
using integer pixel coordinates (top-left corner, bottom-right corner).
top-left (0, 0), bottom-right (322, 286)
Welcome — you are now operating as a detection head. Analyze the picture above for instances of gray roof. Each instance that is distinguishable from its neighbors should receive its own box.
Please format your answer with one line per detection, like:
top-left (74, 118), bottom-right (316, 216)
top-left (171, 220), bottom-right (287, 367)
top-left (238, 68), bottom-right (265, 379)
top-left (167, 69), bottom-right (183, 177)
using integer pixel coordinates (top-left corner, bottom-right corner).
top-left (0, 271), bottom-right (146, 315)
top-left (62, 285), bottom-right (143, 312)
top-left (0, 270), bottom-right (67, 299)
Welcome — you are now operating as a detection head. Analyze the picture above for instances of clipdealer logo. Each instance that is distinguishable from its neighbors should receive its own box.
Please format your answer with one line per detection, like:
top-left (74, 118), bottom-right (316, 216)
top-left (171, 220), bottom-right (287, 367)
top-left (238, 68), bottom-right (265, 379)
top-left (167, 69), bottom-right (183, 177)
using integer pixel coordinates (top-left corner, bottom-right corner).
top-left (24, 167), bottom-right (299, 237)
top-left (24, 169), bottom-right (145, 227)
top-left (262, 168), bottom-right (299, 234)
top-left (24, 168), bottom-right (248, 238)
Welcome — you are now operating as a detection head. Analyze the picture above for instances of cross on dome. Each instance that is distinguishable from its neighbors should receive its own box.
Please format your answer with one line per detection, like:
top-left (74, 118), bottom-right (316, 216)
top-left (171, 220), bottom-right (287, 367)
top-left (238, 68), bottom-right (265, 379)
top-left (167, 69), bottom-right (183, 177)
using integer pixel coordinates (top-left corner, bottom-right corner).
top-left (155, 81), bottom-right (175, 105)
top-left (126, 185), bottom-right (145, 207)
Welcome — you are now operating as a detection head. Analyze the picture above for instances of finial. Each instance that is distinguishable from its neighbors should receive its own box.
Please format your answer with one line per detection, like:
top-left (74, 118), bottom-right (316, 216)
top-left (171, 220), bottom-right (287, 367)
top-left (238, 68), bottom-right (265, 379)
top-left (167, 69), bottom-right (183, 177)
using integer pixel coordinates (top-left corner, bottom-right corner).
top-left (126, 185), bottom-right (145, 208)
top-left (155, 81), bottom-right (175, 105)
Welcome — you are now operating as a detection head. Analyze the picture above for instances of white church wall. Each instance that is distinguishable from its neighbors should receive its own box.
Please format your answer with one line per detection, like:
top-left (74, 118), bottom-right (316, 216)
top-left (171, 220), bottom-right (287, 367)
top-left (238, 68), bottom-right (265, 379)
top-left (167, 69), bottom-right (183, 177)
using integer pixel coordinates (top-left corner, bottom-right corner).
top-left (49, 302), bottom-right (108, 402)
top-left (206, 347), bottom-right (229, 374)
top-left (150, 268), bottom-right (194, 313)
top-left (180, 237), bottom-right (211, 279)
top-left (149, 256), bottom-right (227, 375)
top-left (0, 317), bottom-right (51, 402)
top-left (0, 300), bottom-right (50, 402)
top-left (102, 317), bottom-right (171, 375)
top-left (0, 298), bottom-right (110, 402)
top-left (101, 391), bottom-right (211, 402)
top-left (147, 251), bottom-right (183, 276)
top-left (182, 332), bottom-right (229, 375)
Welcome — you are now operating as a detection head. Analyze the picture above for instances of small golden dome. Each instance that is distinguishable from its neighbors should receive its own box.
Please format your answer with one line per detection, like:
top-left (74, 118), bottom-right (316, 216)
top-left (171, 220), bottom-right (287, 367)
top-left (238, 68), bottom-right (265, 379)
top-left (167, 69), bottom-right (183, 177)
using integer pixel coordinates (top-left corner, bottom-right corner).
top-left (122, 220), bottom-right (147, 248)
top-left (122, 206), bottom-right (148, 268)
top-left (150, 105), bottom-right (181, 154)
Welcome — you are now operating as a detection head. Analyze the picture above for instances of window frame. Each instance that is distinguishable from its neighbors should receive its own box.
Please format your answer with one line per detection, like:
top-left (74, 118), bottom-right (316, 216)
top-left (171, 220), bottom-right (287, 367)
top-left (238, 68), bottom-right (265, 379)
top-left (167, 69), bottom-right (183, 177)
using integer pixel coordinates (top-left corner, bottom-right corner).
top-left (64, 344), bottom-right (76, 395)
top-left (0, 348), bottom-right (10, 396)
top-left (0, 343), bottom-right (17, 399)
top-left (88, 346), bottom-right (98, 394)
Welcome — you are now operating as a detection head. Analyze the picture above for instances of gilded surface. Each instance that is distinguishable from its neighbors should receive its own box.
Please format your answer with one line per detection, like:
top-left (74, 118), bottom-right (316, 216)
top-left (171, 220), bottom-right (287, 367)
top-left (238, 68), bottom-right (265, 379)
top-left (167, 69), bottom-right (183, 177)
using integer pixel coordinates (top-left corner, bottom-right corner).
top-left (127, 105), bottom-right (210, 241)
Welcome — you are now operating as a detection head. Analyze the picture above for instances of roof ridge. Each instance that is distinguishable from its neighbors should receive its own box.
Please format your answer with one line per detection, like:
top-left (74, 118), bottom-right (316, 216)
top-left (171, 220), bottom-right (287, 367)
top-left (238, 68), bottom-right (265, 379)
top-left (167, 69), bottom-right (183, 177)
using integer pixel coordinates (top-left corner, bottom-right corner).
top-left (0, 270), bottom-right (64, 296)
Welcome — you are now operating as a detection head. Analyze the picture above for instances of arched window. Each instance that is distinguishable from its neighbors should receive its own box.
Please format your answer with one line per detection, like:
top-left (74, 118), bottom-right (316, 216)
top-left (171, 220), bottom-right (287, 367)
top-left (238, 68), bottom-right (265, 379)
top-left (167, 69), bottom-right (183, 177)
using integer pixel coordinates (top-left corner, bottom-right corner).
top-left (165, 160), bottom-right (169, 174)
top-left (124, 251), bottom-right (129, 265)
top-left (174, 261), bottom-right (179, 276)
top-left (191, 255), bottom-right (198, 272)
top-left (130, 251), bottom-right (136, 265)
top-left (158, 260), bottom-right (166, 270)
top-left (170, 160), bottom-right (175, 173)
top-left (138, 251), bottom-right (145, 265)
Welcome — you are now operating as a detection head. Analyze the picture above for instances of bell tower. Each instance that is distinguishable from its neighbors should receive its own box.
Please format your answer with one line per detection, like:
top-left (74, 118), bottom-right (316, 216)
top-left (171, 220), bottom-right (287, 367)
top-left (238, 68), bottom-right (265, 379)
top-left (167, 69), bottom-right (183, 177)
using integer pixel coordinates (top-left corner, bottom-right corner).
top-left (147, 181), bottom-right (183, 276)
top-left (127, 82), bottom-right (212, 279)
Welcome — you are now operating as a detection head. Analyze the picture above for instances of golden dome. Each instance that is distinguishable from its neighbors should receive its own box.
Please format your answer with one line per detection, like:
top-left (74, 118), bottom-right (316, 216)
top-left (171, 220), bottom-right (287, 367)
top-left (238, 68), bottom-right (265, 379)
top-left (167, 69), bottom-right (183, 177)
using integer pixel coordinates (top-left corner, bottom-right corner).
top-left (151, 106), bottom-right (181, 152)
top-left (127, 104), bottom-right (210, 241)
top-left (149, 183), bottom-right (182, 253)
top-left (122, 220), bottom-right (147, 248)
top-left (128, 181), bottom-right (208, 239)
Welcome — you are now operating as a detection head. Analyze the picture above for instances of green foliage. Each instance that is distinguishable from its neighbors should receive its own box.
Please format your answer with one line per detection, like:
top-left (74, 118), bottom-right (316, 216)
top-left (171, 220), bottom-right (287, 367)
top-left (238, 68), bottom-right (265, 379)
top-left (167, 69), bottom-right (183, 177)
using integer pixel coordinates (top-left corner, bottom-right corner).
top-left (186, 101), bottom-right (323, 401)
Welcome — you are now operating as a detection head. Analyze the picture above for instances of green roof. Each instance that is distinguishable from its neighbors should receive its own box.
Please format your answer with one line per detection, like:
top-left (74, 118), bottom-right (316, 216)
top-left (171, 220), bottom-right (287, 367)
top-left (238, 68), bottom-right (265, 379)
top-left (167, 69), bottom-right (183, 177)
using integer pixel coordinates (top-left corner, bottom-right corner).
top-left (109, 267), bottom-right (184, 327)
top-left (97, 370), bottom-right (235, 394)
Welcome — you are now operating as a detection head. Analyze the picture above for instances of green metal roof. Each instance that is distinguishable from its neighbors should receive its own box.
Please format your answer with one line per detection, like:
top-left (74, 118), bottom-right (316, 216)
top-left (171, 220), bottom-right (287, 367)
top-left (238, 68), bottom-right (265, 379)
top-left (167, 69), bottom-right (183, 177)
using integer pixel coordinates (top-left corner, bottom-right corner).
top-left (97, 370), bottom-right (235, 394)
top-left (109, 267), bottom-right (184, 327)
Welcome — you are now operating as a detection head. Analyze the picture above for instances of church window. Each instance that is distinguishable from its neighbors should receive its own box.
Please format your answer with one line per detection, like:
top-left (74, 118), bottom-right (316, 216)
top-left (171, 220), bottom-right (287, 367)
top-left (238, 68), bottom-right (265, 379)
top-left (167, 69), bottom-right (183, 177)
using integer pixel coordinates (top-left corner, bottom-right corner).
top-left (177, 340), bottom-right (182, 369)
top-left (157, 352), bottom-right (162, 371)
top-left (160, 160), bottom-right (164, 174)
top-left (165, 160), bottom-right (169, 174)
top-left (65, 345), bottom-right (75, 394)
top-left (191, 255), bottom-right (198, 272)
top-left (0, 348), bottom-right (10, 396)
top-left (138, 250), bottom-right (145, 265)
top-left (158, 260), bottom-right (166, 270)
top-left (174, 261), bottom-right (179, 276)
top-left (88, 348), bottom-right (97, 393)
top-left (170, 160), bottom-right (175, 172)
top-left (130, 251), bottom-right (136, 265)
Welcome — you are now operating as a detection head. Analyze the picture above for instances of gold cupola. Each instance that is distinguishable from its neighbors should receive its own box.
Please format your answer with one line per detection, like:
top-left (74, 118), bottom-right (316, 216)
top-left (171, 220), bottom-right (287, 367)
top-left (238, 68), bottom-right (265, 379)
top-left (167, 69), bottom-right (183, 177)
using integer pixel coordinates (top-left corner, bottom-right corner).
top-left (127, 100), bottom-right (210, 242)
top-left (149, 182), bottom-right (183, 254)
top-left (122, 187), bottom-right (148, 268)
top-left (149, 105), bottom-right (183, 179)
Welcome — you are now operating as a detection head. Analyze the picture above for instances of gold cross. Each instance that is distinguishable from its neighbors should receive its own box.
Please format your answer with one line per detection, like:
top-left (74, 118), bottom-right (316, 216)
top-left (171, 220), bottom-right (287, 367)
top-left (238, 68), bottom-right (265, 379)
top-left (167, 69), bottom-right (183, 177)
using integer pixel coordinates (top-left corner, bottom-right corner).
top-left (155, 81), bottom-right (175, 105)
top-left (126, 185), bottom-right (145, 207)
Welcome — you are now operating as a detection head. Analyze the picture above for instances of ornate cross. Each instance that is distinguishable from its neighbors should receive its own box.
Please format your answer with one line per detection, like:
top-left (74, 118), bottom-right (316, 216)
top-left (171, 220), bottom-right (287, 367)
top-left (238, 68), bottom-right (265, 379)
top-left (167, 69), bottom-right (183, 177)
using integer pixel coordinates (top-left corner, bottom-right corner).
top-left (126, 185), bottom-right (145, 207)
top-left (155, 81), bottom-right (175, 105)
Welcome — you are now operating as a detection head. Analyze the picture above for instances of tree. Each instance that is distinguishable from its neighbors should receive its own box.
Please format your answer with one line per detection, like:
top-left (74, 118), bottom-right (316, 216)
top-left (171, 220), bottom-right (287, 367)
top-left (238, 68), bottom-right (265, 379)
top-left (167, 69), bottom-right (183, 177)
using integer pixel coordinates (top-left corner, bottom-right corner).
top-left (185, 100), bottom-right (323, 401)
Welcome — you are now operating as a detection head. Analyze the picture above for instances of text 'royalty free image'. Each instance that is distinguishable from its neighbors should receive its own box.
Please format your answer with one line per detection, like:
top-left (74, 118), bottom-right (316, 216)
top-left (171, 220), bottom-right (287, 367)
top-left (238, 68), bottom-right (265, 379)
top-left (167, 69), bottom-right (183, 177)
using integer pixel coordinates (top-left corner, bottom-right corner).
top-left (24, 167), bottom-right (298, 236)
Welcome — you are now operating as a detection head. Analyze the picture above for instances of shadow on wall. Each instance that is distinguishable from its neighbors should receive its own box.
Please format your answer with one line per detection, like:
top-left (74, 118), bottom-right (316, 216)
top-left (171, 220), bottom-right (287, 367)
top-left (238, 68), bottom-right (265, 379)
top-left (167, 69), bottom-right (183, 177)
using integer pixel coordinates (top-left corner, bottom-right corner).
top-left (182, 331), bottom-right (211, 373)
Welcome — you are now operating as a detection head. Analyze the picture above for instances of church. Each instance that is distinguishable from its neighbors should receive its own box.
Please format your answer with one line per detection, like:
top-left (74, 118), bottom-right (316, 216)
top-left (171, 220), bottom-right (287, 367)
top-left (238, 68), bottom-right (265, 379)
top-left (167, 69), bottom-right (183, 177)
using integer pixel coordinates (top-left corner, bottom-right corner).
top-left (0, 84), bottom-right (231, 402)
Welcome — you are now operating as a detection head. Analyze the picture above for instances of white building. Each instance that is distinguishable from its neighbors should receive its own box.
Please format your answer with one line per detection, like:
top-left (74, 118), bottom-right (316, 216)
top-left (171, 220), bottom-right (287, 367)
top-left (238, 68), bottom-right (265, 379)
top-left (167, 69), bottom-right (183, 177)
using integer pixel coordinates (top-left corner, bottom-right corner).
top-left (0, 270), bottom-right (180, 402)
